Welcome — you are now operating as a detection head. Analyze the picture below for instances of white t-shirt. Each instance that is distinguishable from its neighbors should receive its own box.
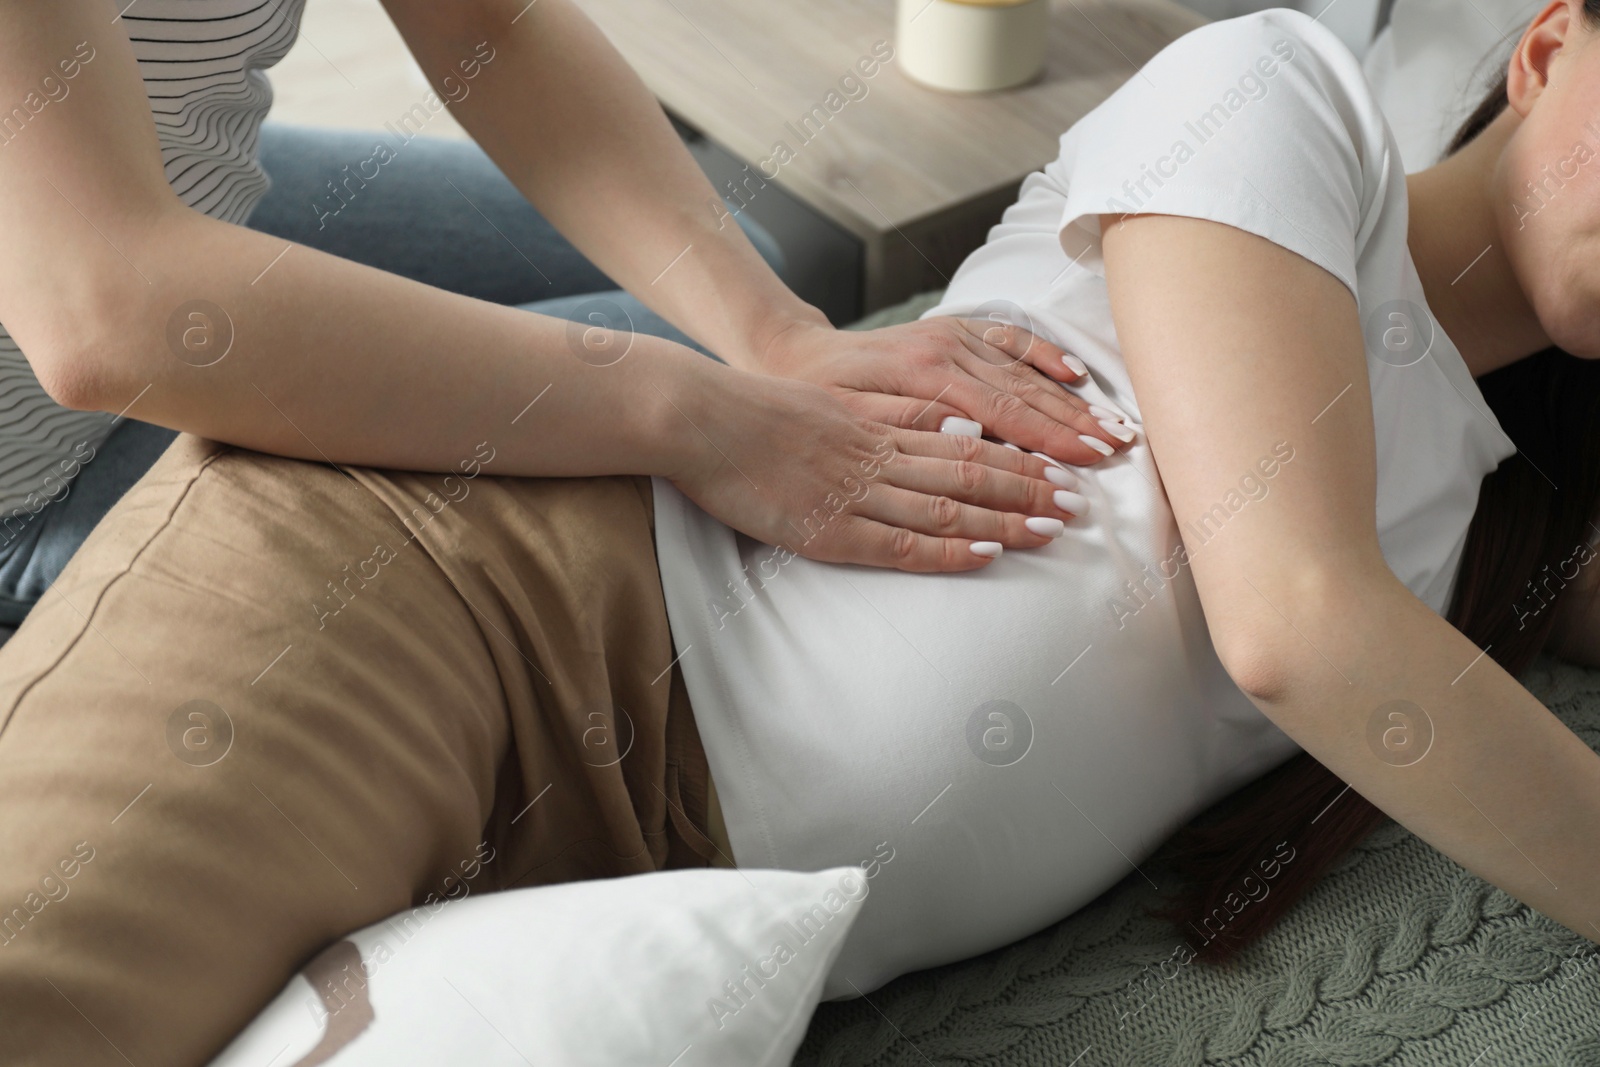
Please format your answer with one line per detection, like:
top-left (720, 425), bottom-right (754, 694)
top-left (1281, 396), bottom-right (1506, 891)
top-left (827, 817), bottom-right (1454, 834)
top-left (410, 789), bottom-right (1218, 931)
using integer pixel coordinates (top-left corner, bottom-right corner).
top-left (651, 8), bottom-right (1515, 997)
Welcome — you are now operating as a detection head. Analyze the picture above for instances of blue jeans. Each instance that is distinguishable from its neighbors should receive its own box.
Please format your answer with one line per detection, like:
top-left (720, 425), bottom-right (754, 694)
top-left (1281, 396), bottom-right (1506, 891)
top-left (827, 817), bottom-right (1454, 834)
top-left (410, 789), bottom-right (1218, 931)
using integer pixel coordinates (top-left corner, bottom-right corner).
top-left (0, 124), bottom-right (784, 625)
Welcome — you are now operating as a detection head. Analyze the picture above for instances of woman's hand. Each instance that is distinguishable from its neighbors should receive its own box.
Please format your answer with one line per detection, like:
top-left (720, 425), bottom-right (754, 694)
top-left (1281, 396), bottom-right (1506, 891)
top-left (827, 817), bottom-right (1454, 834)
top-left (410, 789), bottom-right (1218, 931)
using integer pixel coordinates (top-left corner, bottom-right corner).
top-left (662, 363), bottom-right (1087, 572)
top-left (756, 317), bottom-right (1137, 466)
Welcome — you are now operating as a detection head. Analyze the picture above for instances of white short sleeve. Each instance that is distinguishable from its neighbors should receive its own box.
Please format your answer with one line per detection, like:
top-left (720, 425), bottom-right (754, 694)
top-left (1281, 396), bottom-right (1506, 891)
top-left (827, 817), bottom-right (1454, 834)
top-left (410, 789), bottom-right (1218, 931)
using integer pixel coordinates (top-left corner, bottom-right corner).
top-left (1056, 9), bottom-right (1382, 302)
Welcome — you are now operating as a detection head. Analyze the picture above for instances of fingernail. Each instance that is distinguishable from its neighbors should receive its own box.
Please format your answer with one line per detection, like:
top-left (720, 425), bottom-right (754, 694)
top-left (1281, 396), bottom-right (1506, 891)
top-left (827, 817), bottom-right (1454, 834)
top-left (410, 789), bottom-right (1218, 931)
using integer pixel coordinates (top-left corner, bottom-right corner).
top-left (1062, 353), bottom-right (1088, 376)
top-left (941, 416), bottom-right (983, 437)
top-left (1078, 434), bottom-right (1115, 457)
top-left (1098, 419), bottom-right (1136, 443)
top-left (970, 541), bottom-right (1004, 558)
top-left (1025, 516), bottom-right (1066, 538)
top-left (1053, 489), bottom-right (1089, 514)
top-left (1029, 450), bottom-right (1064, 469)
top-left (1089, 404), bottom-right (1129, 423)
top-left (1042, 465), bottom-right (1078, 490)
top-left (1002, 442), bottom-right (1022, 451)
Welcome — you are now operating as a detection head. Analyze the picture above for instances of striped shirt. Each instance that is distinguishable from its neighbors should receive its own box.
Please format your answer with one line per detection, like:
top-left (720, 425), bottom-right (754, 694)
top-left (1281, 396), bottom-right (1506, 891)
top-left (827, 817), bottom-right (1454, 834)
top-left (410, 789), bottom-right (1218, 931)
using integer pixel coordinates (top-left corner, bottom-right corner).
top-left (0, 0), bottom-right (304, 535)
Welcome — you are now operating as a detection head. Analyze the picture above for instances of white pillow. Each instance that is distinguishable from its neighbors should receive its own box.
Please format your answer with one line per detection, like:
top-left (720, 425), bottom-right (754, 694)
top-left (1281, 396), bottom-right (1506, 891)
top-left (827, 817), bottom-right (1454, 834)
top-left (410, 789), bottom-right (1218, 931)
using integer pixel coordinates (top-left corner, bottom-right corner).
top-left (207, 866), bottom-right (867, 1067)
top-left (1363, 0), bottom-right (1542, 170)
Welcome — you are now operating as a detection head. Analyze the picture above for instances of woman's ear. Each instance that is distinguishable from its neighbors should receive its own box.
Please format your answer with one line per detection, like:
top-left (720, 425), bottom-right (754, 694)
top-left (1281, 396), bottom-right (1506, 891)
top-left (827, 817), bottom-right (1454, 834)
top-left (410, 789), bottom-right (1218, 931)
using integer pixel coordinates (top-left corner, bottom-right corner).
top-left (1507, 0), bottom-right (1579, 116)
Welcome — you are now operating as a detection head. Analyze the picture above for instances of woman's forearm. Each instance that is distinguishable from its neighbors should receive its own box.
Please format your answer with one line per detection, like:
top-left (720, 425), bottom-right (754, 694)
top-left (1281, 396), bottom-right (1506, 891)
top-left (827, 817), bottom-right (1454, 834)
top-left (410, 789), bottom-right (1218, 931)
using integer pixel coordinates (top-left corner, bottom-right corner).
top-left (77, 206), bottom-right (716, 479)
top-left (0, 6), bottom-right (719, 479)
top-left (1243, 568), bottom-right (1600, 945)
top-left (380, 0), bottom-right (829, 372)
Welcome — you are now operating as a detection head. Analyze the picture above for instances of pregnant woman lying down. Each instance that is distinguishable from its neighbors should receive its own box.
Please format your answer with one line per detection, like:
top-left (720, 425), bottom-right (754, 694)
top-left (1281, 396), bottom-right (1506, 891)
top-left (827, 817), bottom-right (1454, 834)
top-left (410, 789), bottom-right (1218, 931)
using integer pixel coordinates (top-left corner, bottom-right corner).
top-left (674, 0), bottom-right (1600, 994)
top-left (9, 1), bottom-right (1600, 1062)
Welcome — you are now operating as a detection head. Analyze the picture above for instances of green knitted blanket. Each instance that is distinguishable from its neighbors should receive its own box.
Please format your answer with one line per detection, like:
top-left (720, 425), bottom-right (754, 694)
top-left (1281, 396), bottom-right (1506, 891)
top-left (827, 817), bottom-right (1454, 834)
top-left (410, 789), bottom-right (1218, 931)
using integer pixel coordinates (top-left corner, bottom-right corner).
top-left (795, 297), bottom-right (1600, 1066)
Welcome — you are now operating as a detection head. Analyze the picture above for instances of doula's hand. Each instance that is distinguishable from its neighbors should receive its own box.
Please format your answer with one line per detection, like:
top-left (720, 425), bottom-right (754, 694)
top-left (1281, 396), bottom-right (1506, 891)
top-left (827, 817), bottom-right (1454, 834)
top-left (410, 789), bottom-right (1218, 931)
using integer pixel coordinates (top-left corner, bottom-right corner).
top-left (662, 363), bottom-right (1086, 572)
top-left (756, 317), bottom-right (1137, 465)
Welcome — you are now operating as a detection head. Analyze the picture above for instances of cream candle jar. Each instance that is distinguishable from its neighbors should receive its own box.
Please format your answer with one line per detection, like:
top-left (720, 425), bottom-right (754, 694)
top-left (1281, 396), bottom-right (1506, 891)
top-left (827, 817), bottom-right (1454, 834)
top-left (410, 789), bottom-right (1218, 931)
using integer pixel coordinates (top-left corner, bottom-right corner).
top-left (896, 0), bottom-right (1049, 93)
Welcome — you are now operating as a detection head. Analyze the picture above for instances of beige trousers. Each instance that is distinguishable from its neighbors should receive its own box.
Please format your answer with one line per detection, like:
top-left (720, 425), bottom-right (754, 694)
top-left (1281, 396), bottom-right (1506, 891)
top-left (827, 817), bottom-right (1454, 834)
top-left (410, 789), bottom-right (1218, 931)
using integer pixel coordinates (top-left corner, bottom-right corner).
top-left (0, 434), bottom-right (719, 1066)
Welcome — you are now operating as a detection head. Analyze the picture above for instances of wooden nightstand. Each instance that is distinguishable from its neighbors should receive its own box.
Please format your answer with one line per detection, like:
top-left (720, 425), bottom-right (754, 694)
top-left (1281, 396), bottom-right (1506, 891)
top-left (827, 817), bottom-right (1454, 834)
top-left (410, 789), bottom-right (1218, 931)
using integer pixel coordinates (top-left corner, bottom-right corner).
top-left (573, 0), bottom-right (1206, 312)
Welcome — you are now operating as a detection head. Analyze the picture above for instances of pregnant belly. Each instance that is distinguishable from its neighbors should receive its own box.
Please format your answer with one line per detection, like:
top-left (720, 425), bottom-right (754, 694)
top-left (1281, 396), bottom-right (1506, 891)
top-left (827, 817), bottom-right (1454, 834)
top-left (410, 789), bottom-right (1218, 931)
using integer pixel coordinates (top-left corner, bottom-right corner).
top-left (762, 544), bottom-right (1251, 992)
top-left (678, 447), bottom-right (1299, 994)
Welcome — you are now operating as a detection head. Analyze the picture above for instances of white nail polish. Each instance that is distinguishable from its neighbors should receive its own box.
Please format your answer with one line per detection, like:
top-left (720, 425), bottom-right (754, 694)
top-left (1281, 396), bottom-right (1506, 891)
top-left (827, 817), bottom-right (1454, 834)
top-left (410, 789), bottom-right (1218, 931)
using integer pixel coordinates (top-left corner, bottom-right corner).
top-left (1061, 353), bottom-right (1089, 376)
top-left (1089, 404), bottom-right (1130, 423)
top-left (1078, 434), bottom-right (1115, 457)
top-left (970, 541), bottom-right (1004, 558)
top-left (1029, 450), bottom-right (1064, 469)
top-left (1098, 419), bottom-right (1136, 443)
top-left (1002, 442), bottom-right (1022, 451)
top-left (1042, 465), bottom-right (1078, 490)
top-left (1053, 489), bottom-right (1089, 514)
top-left (940, 416), bottom-right (983, 437)
top-left (1025, 516), bottom-right (1066, 538)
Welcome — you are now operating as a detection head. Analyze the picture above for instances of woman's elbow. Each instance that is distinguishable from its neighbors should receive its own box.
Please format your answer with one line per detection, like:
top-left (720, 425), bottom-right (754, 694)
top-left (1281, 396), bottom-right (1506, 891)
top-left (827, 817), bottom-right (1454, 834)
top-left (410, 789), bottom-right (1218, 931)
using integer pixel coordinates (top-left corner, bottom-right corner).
top-left (31, 344), bottom-right (110, 412)
top-left (14, 273), bottom-right (143, 413)
top-left (1213, 630), bottom-right (1300, 705)
top-left (1205, 564), bottom-right (1392, 706)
